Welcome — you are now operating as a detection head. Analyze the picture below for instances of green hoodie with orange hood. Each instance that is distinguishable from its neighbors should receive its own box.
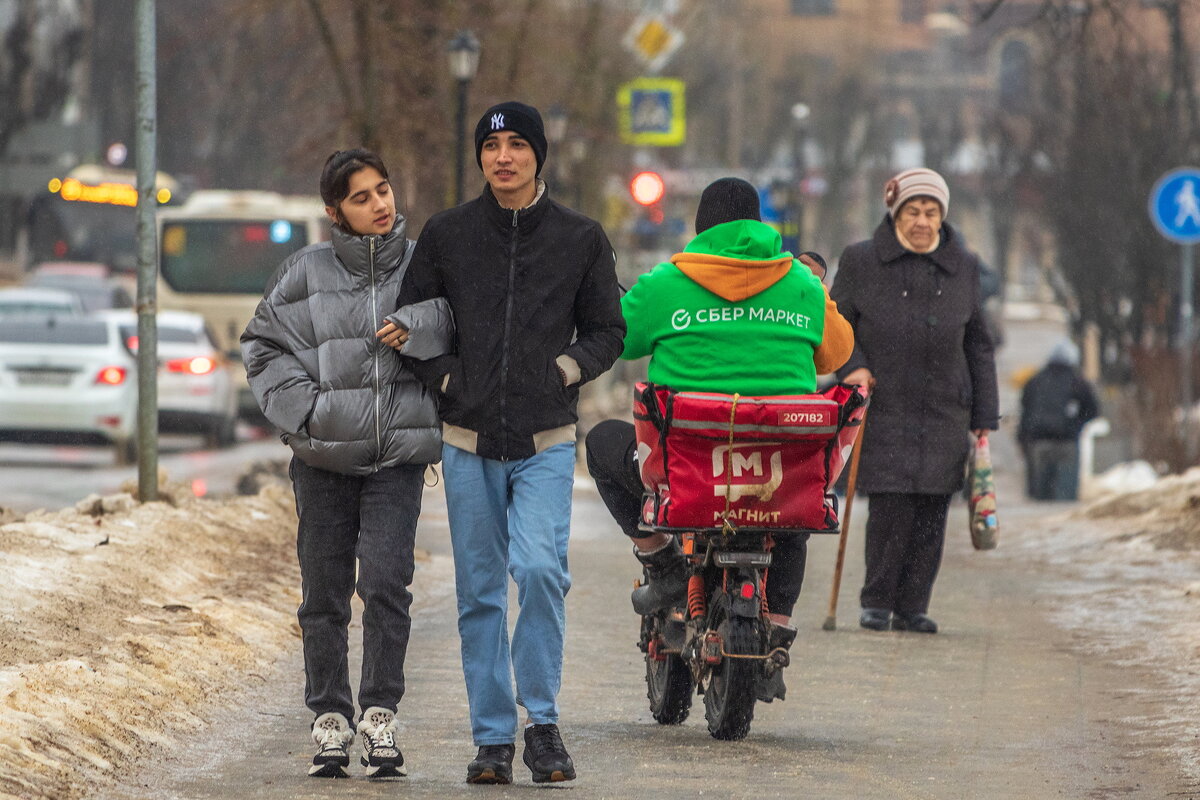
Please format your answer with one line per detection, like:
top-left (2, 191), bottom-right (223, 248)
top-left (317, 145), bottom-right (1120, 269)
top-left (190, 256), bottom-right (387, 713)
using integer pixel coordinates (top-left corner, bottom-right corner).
top-left (620, 219), bottom-right (853, 395)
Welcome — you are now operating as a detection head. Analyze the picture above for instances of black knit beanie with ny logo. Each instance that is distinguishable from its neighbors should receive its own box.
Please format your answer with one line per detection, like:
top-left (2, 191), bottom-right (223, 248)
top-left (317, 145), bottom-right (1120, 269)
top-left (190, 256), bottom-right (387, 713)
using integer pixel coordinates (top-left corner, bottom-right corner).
top-left (474, 101), bottom-right (548, 176)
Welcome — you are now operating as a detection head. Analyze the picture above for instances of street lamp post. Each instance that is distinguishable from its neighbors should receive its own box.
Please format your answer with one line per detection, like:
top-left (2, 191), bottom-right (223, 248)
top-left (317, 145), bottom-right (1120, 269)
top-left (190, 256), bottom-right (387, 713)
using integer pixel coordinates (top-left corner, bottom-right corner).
top-left (790, 102), bottom-right (811, 252)
top-left (768, 179), bottom-right (790, 250)
top-left (135, 0), bottom-right (159, 499)
top-left (447, 31), bottom-right (481, 206)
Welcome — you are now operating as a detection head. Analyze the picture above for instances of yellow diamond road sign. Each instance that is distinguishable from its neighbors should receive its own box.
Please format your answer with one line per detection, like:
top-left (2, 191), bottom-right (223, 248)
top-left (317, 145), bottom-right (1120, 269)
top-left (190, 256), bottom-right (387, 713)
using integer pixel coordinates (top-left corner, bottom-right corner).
top-left (624, 15), bottom-right (684, 73)
top-left (635, 20), bottom-right (671, 59)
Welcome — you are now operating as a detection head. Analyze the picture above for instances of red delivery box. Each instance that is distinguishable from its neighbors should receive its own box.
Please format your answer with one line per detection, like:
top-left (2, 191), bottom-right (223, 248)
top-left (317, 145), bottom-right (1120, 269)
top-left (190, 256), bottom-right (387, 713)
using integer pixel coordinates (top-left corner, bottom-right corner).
top-left (633, 382), bottom-right (867, 532)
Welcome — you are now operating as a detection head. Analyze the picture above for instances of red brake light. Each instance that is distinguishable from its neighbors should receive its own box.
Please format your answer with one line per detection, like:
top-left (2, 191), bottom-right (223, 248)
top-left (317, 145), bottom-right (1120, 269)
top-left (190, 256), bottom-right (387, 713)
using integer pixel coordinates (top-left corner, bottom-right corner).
top-left (125, 335), bottom-right (139, 351)
top-left (740, 582), bottom-right (756, 599)
top-left (95, 366), bottom-right (127, 385)
top-left (165, 356), bottom-right (216, 375)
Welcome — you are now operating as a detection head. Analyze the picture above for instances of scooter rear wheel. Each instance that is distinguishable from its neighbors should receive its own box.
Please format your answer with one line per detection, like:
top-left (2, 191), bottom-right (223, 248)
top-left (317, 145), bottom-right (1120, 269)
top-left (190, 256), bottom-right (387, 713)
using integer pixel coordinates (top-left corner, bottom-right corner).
top-left (703, 591), bottom-right (760, 740)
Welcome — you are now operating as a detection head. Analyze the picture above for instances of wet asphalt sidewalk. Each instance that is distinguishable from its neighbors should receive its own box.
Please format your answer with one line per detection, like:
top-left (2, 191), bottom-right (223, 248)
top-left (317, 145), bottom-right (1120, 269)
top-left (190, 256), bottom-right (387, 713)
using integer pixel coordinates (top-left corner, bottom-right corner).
top-left (97, 475), bottom-right (1195, 797)
top-left (98, 315), bottom-right (1198, 799)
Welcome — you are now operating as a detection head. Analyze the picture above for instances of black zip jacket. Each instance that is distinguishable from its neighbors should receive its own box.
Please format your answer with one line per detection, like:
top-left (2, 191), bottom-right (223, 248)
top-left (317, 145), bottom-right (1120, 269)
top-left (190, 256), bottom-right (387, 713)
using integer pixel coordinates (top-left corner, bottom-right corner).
top-left (1018, 363), bottom-right (1099, 443)
top-left (398, 184), bottom-right (625, 461)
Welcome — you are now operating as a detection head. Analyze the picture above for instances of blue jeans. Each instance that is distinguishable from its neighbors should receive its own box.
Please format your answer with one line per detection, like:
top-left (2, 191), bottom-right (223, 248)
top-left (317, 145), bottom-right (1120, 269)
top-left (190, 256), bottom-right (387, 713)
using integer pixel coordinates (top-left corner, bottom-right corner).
top-left (441, 442), bottom-right (575, 746)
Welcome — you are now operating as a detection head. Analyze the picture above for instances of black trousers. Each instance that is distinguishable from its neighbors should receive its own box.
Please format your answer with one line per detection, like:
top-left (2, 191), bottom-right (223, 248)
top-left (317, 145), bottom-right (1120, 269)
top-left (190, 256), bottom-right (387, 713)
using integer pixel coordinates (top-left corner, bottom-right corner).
top-left (585, 419), bottom-right (809, 617)
top-left (859, 492), bottom-right (951, 616)
top-left (290, 457), bottom-right (425, 723)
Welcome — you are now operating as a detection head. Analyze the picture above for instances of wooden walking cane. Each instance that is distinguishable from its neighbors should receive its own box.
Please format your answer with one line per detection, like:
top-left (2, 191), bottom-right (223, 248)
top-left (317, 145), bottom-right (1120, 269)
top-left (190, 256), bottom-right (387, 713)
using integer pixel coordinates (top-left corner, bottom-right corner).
top-left (822, 406), bottom-right (868, 631)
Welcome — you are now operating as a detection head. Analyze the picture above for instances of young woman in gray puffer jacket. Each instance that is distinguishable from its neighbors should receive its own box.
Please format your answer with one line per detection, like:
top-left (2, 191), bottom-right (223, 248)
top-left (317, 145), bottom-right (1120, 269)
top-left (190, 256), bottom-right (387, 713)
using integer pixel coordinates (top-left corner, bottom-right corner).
top-left (241, 149), bottom-right (452, 781)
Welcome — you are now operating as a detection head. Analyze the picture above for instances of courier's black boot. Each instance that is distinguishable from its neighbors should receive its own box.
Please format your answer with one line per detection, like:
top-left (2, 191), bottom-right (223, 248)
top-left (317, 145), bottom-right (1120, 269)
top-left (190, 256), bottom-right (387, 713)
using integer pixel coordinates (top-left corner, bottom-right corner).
top-left (631, 539), bottom-right (689, 615)
top-left (756, 623), bottom-right (798, 703)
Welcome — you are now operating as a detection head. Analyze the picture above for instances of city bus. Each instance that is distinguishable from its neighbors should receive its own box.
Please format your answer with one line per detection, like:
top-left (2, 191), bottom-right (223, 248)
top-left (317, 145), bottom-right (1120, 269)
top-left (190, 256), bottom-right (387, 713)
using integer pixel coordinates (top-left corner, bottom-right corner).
top-left (27, 163), bottom-right (183, 272)
top-left (156, 190), bottom-right (329, 415)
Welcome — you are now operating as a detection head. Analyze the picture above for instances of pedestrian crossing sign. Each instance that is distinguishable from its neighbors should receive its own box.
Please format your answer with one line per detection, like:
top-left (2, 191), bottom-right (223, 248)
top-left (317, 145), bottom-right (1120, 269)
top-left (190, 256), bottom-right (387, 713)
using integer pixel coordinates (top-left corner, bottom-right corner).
top-left (618, 78), bottom-right (686, 147)
top-left (1150, 167), bottom-right (1200, 244)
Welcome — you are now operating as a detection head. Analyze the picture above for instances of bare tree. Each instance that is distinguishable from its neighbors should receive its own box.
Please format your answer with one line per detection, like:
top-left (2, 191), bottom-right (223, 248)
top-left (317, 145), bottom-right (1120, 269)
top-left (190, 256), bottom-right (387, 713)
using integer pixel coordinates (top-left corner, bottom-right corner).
top-left (302, 0), bottom-right (381, 151)
top-left (807, 73), bottom-right (893, 257)
top-left (149, 0), bottom-right (634, 227)
top-left (1035, 3), bottom-right (1183, 365)
top-left (977, 0), bottom-right (1198, 468)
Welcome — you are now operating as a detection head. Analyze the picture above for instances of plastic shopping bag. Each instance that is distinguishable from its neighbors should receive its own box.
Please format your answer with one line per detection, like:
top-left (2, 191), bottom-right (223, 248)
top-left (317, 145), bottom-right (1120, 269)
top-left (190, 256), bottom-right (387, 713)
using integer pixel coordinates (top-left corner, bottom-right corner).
top-left (967, 433), bottom-right (999, 550)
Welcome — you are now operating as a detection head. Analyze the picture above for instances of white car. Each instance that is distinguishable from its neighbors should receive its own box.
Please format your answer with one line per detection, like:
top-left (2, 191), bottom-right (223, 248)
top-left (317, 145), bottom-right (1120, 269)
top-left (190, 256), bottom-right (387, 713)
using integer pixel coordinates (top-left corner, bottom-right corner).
top-left (0, 313), bottom-right (139, 463)
top-left (0, 287), bottom-right (85, 316)
top-left (96, 310), bottom-right (239, 448)
top-left (26, 261), bottom-right (135, 313)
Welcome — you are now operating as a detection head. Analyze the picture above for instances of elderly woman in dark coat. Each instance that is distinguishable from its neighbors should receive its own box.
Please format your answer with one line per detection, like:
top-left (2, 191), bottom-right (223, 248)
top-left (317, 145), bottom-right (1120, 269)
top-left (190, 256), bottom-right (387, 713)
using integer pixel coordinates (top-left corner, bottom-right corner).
top-left (830, 167), bottom-right (999, 634)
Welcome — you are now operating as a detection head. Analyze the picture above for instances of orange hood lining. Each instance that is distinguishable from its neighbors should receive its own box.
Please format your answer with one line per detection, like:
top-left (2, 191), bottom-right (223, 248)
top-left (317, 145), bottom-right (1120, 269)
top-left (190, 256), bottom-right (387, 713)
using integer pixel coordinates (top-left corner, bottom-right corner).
top-left (670, 252), bottom-right (794, 302)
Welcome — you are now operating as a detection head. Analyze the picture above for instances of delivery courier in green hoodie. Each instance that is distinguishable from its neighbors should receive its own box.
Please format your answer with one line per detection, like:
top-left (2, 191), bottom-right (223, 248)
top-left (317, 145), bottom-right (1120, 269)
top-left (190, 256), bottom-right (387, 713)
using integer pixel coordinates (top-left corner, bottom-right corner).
top-left (589, 179), bottom-right (855, 704)
top-left (620, 218), bottom-right (854, 393)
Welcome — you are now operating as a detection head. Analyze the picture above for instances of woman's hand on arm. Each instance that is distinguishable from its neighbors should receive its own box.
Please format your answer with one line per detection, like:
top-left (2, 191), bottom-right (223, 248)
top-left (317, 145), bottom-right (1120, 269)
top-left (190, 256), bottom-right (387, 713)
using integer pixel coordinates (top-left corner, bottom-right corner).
top-left (376, 321), bottom-right (409, 349)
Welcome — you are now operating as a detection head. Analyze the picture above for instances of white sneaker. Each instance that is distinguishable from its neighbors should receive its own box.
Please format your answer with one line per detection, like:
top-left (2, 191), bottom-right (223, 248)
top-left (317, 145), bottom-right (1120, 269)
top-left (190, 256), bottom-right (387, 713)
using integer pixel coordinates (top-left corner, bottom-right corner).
top-left (309, 712), bottom-right (354, 778)
top-left (358, 706), bottom-right (406, 778)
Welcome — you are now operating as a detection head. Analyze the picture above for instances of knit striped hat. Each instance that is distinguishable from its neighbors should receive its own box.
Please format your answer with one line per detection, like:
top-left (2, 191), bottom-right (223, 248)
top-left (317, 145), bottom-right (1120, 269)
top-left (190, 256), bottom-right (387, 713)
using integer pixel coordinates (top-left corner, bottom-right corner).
top-left (884, 168), bottom-right (950, 218)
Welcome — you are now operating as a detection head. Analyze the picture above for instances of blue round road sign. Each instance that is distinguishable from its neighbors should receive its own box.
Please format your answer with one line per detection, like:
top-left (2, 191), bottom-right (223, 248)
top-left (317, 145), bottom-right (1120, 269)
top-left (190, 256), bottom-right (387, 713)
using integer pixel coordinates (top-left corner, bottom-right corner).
top-left (1149, 167), bottom-right (1200, 244)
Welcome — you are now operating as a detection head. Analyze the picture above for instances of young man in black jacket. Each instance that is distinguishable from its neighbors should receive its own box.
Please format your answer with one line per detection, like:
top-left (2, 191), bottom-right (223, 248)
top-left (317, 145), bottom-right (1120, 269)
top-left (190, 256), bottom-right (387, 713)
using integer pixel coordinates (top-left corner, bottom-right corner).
top-left (384, 101), bottom-right (624, 785)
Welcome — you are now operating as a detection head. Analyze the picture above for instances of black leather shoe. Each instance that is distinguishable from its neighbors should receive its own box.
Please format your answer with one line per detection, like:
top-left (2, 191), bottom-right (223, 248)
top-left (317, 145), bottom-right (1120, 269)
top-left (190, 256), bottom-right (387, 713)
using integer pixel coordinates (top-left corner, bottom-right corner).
top-left (892, 613), bottom-right (938, 634)
top-left (466, 744), bottom-right (514, 784)
top-left (859, 608), bottom-right (891, 631)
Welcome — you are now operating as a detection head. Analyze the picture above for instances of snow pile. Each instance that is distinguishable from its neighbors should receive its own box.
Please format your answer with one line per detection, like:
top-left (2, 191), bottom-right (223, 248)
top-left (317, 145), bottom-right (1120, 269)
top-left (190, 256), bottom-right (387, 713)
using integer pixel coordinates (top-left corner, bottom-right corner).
top-left (1087, 459), bottom-right (1161, 500)
top-left (1008, 465), bottom-right (1200, 781)
top-left (0, 482), bottom-right (301, 800)
top-left (1081, 464), bottom-right (1200, 551)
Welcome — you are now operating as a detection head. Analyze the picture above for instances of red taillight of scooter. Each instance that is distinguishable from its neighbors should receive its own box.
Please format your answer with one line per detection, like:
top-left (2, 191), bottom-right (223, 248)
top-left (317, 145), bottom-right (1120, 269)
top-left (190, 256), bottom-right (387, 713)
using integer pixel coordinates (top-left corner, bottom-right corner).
top-left (739, 581), bottom-right (756, 599)
top-left (94, 366), bottom-right (127, 385)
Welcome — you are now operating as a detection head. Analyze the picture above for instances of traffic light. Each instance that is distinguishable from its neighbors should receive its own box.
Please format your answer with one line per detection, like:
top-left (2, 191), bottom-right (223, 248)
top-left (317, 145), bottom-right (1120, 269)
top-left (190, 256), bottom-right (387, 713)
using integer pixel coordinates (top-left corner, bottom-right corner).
top-left (629, 171), bottom-right (665, 206)
top-left (630, 171), bottom-right (667, 250)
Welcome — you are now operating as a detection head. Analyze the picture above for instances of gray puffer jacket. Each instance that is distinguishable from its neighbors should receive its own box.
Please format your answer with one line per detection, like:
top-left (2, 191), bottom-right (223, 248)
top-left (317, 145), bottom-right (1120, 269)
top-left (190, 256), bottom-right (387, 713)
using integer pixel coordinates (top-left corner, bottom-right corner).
top-left (241, 219), bottom-right (451, 475)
